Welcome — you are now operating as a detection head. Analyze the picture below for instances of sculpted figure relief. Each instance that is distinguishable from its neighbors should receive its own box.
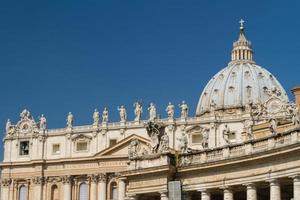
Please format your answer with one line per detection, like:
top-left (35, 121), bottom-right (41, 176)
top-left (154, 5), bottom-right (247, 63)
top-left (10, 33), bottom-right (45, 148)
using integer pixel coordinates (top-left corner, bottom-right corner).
top-left (291, 105), bottom-right (300, 126)
top-left (93, 109), bottom-right (100, 126)
top-left (102, 107), bottom-right (109, 123)
top-left (133, 101), bottom-right (143, 122)
top-left (179, 101), bottom-right (189, 119)
top-left (128, 139), bottom-right (140, 159)
top-left (145, 121), bottom-right (164, 154)
top-left (118, 105), bottom-right (127, 122)
top-left (20, 109), bottom-right (32, 120)
top-left (244, 119), bottom-right (254, 139)
top-left (159, 132), bottom-right (169, 153)
top-left (201, 128), bottom-right (209, 149)
top-left (39, 114), bottom-right (47, 130)
top-left (166, 102), bottom-right (175, 119)
top-left (269, 117), bottom-right (277, 134)
top-left (148, 103), bottom-right (157, 121)
top-left (178, 131), bottom-right (189, 153)
top-left (67, 112), bottom-right (74, 128)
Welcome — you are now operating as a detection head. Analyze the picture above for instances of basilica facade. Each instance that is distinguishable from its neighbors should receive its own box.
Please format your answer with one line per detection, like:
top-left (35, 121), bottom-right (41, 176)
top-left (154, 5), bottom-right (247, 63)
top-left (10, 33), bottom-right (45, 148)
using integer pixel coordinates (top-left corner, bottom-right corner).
top-left (1, 21), bottom-right (300, 200)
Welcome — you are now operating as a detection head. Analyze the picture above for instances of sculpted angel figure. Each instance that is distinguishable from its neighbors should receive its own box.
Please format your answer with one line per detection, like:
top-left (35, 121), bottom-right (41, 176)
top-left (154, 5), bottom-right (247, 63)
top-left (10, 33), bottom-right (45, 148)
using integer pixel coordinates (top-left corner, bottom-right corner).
top-left (118, 105), bottom-right (127, 122)
top-left (148, 103), bottom-right (157, 121)
top-left (39, 114), bottom-right (47, 130)
top-left (133, 101), bottom-right (143, 122)
top-left (93, 109), bottom-right (100, 126)
top-left (102, 107), bottom-right (109, 123)
top-left (166, 102), bottom-right (175, 119)
top-left (179, 101), bottom-right (189, 119)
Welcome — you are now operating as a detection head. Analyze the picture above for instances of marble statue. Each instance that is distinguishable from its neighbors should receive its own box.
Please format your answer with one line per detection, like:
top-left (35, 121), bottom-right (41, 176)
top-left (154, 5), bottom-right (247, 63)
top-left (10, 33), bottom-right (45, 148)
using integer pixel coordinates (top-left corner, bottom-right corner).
top-left (178, 131), bottom-right (189, 153)
top-left (292, 105), bottom-right (300, 126)
top-left (179, 101), bottom-right (189, 119)
top-left (66, 112), bottom-right (74, 128)
top-left (222, 124), bottom-right (231, 144)
top-left (5, 119), bottom-right (12, 134)
top-left (244, 119), bottom-right (254, 139)
top-left (102, 107), bottom-right (109, 123)
top-left (133, 101), bottom-right (143, 122)
top-left (93, 109), bottom-right (100, 126)
top-left (165, 102), bottom-right (175, 119)
top-left (269, 117), bottom-right (277, 134)
top-left (128, 139), bottom-right (140, 159)
top-left (118, 105), bottom-right (127, 122)
top-left (39, 114), bottom-right (47, 130)
top-left (201, 128), bottom-right (209, 149)
top-left (145, 121), bottom-right (165, 154)
top-left (159, 132), bottom-right (169, 153)
top-left (20, 109), bottom-right (32, 120)
top-left (148, 103), bottom-right (157, 121)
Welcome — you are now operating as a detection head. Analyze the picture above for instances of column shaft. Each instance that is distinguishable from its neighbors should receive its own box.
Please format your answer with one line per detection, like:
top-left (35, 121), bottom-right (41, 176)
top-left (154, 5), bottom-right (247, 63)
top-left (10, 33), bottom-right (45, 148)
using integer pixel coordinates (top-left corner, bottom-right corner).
top-left (201, 190), bottom-right (211, 200)
top-left (294, 177), bottom-right (300, 200)
top-left (64, 184), bottom-right (72, 200)
top-left (34, 185), bottom-right (43, 200)
top-left (90, 182), bottom-right (97, 200)
top-left (119, 179), bottom-right (126, 200)
top-left (270, 180), bottom-right (281, 200)
top-left (246, 184), bottom-right (257, 200)
top-left (1, 187), bottom-right (9, 200)
top-left (224, 188), bottom-right (233, 200)
top-left (99, 181), bottom-right (107, 200)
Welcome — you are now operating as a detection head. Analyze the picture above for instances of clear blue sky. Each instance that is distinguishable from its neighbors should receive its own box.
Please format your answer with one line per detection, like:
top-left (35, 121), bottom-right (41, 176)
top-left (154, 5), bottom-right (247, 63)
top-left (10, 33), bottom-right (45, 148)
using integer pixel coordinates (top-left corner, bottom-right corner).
top-left (0, 1), bottom-right (300, 135)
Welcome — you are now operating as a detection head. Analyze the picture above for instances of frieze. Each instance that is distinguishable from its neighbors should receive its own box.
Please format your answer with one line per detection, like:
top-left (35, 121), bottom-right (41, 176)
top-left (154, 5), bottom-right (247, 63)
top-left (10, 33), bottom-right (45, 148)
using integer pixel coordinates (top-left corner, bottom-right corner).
top-left (129, 177), bottom-right (166, 189)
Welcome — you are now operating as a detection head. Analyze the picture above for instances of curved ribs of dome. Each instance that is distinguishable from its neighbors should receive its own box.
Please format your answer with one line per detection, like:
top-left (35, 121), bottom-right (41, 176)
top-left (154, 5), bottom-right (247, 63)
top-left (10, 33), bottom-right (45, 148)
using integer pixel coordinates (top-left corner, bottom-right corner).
top-left (196, 22), bottom-right (289, 116)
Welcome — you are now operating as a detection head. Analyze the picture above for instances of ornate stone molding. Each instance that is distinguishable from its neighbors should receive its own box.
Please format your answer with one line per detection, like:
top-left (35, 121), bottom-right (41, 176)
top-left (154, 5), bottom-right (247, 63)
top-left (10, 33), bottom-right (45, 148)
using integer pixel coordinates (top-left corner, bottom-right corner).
top-left (98, 173), bottom-right (107, 182)
top-left (89, 174), bottom-right (99, 183)
top-left (32, 176), bottom-right (45, 185)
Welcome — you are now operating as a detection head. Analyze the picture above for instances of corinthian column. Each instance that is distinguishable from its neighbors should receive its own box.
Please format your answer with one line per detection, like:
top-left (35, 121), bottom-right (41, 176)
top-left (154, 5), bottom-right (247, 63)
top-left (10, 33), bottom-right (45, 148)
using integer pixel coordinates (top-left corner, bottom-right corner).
top-left (119, 178), bottom-right (126, 200)
top-left (270, 179), bottom-right (281, 200)
top-left (62, 176), bottom-right (72, 200)
top-left (98, 173), bottom-right (107, 200)
top-left (293, 176), bottom-right (300, 200)
top-left (90, 174), bottom-right (98, 200)
top-left (1, 178), bottom-right (11, 200)
top-left (246, 184), bottom-right (257, 200)
top-left (223, 187), bottom-right (233, 200)
top-left (33, 176), bottom-right (44, 200)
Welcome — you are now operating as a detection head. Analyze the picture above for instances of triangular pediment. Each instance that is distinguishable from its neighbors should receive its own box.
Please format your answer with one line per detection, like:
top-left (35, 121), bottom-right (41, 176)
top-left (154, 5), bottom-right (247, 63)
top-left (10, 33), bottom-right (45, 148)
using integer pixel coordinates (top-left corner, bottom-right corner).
top-left (94, 134), bottom-right (150, 158)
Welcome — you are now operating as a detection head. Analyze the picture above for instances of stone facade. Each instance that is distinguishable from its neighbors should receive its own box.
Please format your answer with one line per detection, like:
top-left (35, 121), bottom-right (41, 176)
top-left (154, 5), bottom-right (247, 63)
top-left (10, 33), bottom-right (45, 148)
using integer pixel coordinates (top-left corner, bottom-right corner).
top-left (1, 21), bottom-right (300, 200)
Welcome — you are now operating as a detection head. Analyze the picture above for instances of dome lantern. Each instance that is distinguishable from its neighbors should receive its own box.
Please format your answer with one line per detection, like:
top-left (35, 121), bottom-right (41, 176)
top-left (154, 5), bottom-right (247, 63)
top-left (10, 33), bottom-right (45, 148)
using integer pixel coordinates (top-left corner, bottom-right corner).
top-left (231, 19), bottom-right (254, 63)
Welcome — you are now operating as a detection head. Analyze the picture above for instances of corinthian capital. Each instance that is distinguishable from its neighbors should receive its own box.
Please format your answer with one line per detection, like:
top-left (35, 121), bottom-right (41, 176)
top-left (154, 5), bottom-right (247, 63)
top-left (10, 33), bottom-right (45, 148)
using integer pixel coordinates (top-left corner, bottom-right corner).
top-left (32, 176), bottom-right (45, 185)
top-left (1, 178), bottom-right (11, 187)
top-left (62, 175), bottom-right (72, 184)
top-left (89, 174), bottom-right (99, 183)
top-left (98, 173), bottom-right (107, 182)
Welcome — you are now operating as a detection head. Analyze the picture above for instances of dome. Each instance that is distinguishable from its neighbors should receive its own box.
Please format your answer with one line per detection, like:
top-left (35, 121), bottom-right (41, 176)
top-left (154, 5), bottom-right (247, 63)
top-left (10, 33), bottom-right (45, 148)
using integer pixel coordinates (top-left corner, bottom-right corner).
top-left (196, 20), bottom-right (289, 116)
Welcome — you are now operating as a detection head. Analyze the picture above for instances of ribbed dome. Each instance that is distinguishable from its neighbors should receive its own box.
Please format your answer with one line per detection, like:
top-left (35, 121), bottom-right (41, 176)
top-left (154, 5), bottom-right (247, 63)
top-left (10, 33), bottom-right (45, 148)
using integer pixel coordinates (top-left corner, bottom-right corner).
top-left (196, 63), bottom-right (289, 116)
top-left (196, 20), bottom-right (289, 116)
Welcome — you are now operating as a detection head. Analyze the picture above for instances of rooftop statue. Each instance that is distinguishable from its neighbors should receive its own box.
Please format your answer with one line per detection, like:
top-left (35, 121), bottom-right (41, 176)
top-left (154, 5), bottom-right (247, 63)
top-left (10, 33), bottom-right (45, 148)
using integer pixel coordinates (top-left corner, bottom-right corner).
top-left (66, 112), bottom-right (74, 128)
top-left (165, 102), bottom-right (174, 119)
top-left (93, 109), bottom-right (100, 126)
top-left (133, 101), bottom-right (143, 122)
top-left (118, 105), bottom-right (127, 122)
top-left (148, 103), bottom-right (157, 121)
top-left (39, 114), bottom-right (47, 130)
top-left (5, 119), bottom-right (14, 135)
top-left (102, 107), bottom-right (109, 123)
top-left (179, 101), bottom-right (189, 119)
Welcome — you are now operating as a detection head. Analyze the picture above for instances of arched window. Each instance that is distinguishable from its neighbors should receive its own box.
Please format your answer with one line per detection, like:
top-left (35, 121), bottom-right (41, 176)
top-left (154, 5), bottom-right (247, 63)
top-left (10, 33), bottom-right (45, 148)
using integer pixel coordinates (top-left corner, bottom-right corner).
top-left (19, 185), bottom-right (28, 200)
top-left (110, 182), bottom-right (118, 200)
top-left (79, 183), bottom-right (89, 200)
top-left (51, 185), bottom-right (59, 200)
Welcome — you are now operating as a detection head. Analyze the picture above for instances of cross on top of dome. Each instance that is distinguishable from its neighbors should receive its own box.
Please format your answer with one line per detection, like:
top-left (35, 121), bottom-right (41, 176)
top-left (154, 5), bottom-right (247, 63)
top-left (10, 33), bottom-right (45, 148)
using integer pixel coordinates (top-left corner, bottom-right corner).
top-left (239, 19), bottom-right (245, 30)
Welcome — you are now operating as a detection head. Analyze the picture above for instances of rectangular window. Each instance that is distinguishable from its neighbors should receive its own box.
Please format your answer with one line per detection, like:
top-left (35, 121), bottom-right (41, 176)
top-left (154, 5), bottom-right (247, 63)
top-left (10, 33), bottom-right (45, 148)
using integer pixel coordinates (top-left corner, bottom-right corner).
top-left (192, 134), bottom-right (202, 144)
top-left (52, 144), bottom-right (60, 154)
top-left (76, 142), bottom-right (88, 151)
top-left (20, 141), bottom-right (29, 156)
top-left (109, 139), bottom-right (117, 147)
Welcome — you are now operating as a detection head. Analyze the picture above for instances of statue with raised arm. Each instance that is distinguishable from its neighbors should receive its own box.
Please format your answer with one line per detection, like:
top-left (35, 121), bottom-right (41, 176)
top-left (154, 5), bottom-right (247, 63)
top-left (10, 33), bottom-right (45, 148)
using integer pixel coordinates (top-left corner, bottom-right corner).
top-left (118, 105), bottom-right (127, 122)
top-left (93, 109), bottom-right (100, 126)
top-left (67, 112), bottom-right (74, 128)
top-left (179, 101), bottom-right (189, 119)
top-left (102, 107), bottom-right (109, 123)
top-left (148, 103), bottom-right (157, 121)
top-left (133, 101), bottom-right (143, 122)
top-left (166, 102), bottom-right (175, 119)
top-left (39, 114), bottom-right (47, 130)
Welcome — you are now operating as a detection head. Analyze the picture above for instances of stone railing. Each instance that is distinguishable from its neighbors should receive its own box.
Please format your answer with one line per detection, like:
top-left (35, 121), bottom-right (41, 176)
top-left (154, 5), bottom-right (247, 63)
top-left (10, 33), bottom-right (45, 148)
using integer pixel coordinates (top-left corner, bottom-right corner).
top-left (179, 127), bottom-right (300, 167)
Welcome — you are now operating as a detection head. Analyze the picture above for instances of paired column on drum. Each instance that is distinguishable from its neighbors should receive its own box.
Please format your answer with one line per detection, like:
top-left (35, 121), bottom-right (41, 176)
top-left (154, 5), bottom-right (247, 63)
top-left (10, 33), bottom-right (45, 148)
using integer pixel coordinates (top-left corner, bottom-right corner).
top-left (62, 175), bottom-right (72, 200)
top-left (270, 179), bottom-right (281, 200)
top-left (223, 187), bottom-right (233, 200)
top-left (200, 189), bottom-right (211, 200)
top-left (99, 173), bottom-right (107, 200)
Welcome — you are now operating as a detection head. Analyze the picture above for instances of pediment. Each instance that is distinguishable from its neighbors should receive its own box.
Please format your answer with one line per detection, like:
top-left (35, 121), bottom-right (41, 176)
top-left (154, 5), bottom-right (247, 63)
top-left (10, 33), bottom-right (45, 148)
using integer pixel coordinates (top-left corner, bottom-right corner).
top-left (95, 134), bottom-right (150, 158)
top-left (71, 134), bottom-right (92, 141)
